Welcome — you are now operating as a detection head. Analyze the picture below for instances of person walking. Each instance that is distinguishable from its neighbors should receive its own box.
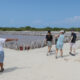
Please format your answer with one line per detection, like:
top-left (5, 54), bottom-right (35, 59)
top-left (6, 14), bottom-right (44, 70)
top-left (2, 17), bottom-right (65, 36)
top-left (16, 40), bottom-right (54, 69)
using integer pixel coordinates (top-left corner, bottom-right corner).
top-left (0, 38), bottom-right (18, 72)
top-left (45, 30), bottom-right (53, 56)
top-left (69, 29), bottom-right (77, 56)
top-left (56, 30), bottom-right (65, 59)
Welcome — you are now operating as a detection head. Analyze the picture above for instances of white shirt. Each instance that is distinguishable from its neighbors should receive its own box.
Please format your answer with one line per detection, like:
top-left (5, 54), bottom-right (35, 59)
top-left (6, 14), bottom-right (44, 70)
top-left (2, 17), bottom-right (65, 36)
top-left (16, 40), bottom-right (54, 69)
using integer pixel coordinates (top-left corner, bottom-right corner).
top-left (0, 38), bottom-right (6, 51)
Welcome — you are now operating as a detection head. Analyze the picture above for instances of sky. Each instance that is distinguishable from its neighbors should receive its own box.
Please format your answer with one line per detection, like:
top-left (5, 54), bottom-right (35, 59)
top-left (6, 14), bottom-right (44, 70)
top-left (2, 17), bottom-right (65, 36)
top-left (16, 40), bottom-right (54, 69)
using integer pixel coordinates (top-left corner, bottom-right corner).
top-left (0, 0), bottom-right (80, 28)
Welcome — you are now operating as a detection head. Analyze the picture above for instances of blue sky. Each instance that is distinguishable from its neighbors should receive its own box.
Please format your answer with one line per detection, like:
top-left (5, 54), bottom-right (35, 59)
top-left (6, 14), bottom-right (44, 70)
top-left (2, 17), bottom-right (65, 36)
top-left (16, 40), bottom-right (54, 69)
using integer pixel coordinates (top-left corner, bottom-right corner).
top-left (0, 0), bottom-right (80, 28)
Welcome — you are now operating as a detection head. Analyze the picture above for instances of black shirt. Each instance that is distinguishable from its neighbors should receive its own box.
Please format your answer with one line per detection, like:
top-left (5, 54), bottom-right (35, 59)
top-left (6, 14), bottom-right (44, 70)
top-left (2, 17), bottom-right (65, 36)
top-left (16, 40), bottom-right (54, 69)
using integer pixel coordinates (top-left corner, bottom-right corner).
top-left (46, 35), bottom-right (53, 41)
top-left (71, 33), bottom-right (77, 43)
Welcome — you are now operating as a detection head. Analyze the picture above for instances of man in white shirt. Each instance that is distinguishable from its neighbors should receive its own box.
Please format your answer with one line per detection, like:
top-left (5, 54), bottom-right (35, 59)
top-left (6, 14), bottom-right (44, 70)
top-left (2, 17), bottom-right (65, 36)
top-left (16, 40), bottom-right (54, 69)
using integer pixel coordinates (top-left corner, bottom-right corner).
top-left (0, 38), bottom-right (18, 72)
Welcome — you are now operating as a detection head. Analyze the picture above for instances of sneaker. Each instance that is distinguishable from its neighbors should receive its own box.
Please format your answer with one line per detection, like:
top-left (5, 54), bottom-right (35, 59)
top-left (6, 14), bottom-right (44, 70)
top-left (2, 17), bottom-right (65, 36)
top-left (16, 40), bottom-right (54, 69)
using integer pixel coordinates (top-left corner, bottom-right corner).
top-left (47, 51), bottom-right (50, 56)
top-left (0, 68), bottom-right (4, 72)
top-left (69, 52), bottom-right (75, 56)
top-left (47, 53), bottom-right (49, 56)
top-left (69, 52), bottom-right (72, 55)
top-left (61, 55), bottom-right (63, 58)
top-left (55, 56), bottom-right (58, 59)
top-left (50, 50), bottom-right (53, 52)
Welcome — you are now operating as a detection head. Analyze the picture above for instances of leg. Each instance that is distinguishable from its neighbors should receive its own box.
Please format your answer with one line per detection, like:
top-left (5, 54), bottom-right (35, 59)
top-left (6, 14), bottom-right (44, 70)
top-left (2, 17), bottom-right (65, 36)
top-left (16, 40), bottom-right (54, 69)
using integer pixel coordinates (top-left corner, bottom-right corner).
top-left (47, 46), bottom-right (51, 55)
top-left (48, 41), bottom-right (52, 52)
top-left (0, 63), bottom-right (1, 70)
top-left (47, 46), bottom-right (50, 56)
top-left (48, 46), bottom-right (51, 53)
top-left (50, 45), bottom-right (52, 52)
top-left (70, 46), bottom-right (72, 53)
top-left (60, 49), bottom-right (63, 57)
top-left (73, 44), bottom-right (76, 54)
top-left (56, 48), bottom-right (58, 58)
top-left (0, 63), bottom-right (4, 72)
top-left (70, 43), bottom-right (72, 53)
top-left (0, 51), bottom-right (4, 72)
top-left (69, 43), bottom-right (76, 56)
top-left (1, 63), bottom-right (3, 70)
top-left (73, 47), bottom-right (75, 54)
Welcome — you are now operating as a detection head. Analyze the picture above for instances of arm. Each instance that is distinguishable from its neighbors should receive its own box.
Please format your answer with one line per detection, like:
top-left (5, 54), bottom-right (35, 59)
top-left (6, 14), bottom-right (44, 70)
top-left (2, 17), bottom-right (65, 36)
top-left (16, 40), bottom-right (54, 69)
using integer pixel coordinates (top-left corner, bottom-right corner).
top-left (45, 35), bottom-right (47, 44)
top-left (70, 33), bottom-right (73, 42)
top-left (70, 36), bottom-right (73, 41)
top-left (55, 34), bottom-right (60, 38)
top-left (51, 35), bottom-right (54, 44)
top-left (6, 39), bottom-right (18, 42)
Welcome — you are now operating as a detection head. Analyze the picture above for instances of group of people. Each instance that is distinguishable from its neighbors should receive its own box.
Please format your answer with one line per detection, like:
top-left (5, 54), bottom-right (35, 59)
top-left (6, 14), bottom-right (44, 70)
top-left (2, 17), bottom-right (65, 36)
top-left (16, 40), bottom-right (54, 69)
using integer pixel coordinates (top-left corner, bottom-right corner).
top-left (0, 30), bottom-right (77, 72)
top-left (45, 29), bottom-right (77, 59)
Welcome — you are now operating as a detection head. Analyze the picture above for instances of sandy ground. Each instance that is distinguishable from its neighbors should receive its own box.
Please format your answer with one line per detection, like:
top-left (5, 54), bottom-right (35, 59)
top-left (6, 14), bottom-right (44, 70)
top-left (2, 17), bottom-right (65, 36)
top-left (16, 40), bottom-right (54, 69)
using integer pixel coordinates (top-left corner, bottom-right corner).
top-left (0, 41), bottom-right (80, 80)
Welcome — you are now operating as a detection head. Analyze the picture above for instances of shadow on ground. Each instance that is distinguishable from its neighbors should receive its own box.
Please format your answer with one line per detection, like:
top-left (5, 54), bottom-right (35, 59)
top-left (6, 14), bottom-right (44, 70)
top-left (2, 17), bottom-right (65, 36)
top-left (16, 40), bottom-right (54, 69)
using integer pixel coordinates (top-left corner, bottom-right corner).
top-left (0, 66), bottom-right (28, 75)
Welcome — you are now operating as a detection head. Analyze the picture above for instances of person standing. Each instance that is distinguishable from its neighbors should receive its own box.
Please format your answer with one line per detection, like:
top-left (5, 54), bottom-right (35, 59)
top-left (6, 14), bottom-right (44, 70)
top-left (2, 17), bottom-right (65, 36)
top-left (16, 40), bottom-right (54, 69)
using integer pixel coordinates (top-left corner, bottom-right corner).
top-left (45, 30), bottom-right (53, 56)
top-left (69, 29), bottom-right (77, 56)
top-left (0, 38), bottom-right (18, 72)
top-left (56, 30), bottom-right (65, 59)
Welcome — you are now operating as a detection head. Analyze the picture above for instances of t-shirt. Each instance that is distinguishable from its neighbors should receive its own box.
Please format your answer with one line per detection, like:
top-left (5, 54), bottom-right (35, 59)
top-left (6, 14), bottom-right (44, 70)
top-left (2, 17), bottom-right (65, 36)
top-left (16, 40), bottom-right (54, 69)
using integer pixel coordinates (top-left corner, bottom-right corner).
top-left (0, 38), bottom-right (6, 51)
top-left (71, 33), bottom-right (77, 43)
top-left (46, 35), bottom-right (53, 41)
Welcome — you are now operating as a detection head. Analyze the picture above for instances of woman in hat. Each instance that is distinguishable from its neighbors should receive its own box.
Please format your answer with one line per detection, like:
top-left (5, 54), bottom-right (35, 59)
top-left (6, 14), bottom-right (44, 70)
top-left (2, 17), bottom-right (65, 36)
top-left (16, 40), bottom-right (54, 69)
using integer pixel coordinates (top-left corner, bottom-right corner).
top-left (56, 30), bottom-right (65, 59)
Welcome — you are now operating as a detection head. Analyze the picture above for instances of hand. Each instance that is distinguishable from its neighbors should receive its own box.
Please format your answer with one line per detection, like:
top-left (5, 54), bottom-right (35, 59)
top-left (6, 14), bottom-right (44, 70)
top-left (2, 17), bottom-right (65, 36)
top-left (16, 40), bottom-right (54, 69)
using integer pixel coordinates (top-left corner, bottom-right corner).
top-left (15, 39), bottom-right (18, 41)
top-left (68, 40), bottom-right (71, 43)
top-left (44, 41), bottom-right (47, 45)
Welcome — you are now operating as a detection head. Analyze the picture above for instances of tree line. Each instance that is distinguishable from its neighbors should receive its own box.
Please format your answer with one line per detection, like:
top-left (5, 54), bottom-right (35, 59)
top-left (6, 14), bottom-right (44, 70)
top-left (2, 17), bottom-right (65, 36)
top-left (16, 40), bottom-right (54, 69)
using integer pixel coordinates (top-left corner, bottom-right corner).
top-left (0, 26), bottom-right (80, 31)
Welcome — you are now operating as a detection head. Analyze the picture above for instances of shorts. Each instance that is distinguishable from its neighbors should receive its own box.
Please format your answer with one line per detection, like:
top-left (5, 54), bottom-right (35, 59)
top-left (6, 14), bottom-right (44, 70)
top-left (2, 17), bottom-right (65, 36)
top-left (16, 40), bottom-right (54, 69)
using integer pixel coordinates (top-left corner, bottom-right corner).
top-left (70, 43), bottom-right (75, 48)
top-left (47, 41), bottom-right (52, 47)
top-left (0, 51), bottom-right (4, 63)
top-left (56, 43), bottom-right (63, 49)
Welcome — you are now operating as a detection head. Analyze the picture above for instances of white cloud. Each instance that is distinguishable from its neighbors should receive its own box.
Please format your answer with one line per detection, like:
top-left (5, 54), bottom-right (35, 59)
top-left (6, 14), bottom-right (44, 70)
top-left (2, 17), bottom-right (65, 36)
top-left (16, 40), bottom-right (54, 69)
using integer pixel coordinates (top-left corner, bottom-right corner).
top-left (32, 20), bottom-right (43, 25)
top-left (64, 16), bottom-right (80, 23)
top-left (51, 16), bottom-right (80, 27)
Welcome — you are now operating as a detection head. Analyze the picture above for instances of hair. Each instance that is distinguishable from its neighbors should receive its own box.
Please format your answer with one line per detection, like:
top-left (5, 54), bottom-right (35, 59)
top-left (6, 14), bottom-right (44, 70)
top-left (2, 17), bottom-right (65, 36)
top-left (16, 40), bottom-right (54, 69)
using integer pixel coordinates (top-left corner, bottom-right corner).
top-left (48, 30), bottom-right (51, 33)
top-left (47, 30), bottom-right (51, 35)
